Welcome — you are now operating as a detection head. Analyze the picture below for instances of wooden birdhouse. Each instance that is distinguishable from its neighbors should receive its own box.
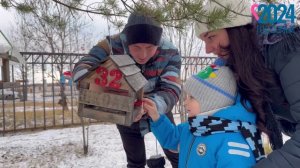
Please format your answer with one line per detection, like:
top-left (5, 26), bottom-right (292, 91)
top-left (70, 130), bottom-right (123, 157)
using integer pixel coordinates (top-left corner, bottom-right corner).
top-left (77, 55), bottom-right (148, 126)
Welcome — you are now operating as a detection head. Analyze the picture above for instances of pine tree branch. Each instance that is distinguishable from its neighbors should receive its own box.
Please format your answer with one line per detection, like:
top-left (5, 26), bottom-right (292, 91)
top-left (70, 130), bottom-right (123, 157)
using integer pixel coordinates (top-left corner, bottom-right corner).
top-left (211, 0), bottom-right (252, 17)
top-left (120, 0), bottom-right (134, 12)
top-left (51, 0), bottom-right (126, 17)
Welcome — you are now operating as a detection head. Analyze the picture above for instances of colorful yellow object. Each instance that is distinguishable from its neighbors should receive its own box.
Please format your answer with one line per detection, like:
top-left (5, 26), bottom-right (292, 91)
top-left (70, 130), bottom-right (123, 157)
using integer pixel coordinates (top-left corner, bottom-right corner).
top-left (197, 65), bottom-right (218, 80)
top-left (209, 73), bottom-right (217, 78)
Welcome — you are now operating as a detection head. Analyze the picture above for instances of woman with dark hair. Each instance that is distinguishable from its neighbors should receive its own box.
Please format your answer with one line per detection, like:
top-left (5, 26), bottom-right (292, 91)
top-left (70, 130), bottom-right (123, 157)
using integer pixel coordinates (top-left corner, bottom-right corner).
top-left (194, 0), bottom-right (300, 167)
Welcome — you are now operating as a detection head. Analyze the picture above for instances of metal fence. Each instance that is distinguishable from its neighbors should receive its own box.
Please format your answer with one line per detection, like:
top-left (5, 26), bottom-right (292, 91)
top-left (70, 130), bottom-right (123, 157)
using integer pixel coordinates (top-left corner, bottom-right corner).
top-left (0, 52), bottom-right (215, 134)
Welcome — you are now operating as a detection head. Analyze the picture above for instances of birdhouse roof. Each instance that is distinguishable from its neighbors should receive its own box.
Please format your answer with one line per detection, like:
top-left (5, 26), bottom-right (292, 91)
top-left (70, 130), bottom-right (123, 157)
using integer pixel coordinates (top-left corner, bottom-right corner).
top-left (119, 65), bottom-right (140, 76)
top-left (110, 55), bottom-right (135, 67)
top-left (110, 55), bottom-right (147, 92)
top-left (125, 72), bottom-right (148, 92)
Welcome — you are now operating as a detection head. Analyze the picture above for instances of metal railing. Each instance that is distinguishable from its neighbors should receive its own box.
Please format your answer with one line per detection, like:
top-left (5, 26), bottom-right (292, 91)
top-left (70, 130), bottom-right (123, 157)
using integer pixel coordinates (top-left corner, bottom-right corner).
top-left (0, 52), bottom-right (216, 134)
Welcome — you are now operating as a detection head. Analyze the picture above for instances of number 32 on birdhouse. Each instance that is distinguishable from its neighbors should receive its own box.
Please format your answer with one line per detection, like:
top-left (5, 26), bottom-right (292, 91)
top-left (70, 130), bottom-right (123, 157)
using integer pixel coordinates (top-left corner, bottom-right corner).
top-left (94, 66), bottom-right (123, 89)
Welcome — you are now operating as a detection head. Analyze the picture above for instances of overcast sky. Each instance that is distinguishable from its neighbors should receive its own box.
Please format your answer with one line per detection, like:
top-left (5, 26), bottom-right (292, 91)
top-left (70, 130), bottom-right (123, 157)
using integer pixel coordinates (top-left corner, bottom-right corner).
top-left (0, 7), bottom-right (15, 35)
top-left (0, 3), bottom-right (120, 46)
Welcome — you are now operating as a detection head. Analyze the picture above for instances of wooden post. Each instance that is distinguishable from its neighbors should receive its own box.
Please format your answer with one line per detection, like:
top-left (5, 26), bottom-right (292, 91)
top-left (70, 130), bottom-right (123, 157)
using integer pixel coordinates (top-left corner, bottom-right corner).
top-left (2, 58), bottom-right (10, 82)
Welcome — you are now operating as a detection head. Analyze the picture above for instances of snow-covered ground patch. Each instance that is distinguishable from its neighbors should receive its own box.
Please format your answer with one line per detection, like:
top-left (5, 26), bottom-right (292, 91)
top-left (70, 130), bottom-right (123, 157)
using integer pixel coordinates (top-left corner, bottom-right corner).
top-left (0, 123), bottom-right (173, 168)
top-left (0, 113), bottom-right (291, 168)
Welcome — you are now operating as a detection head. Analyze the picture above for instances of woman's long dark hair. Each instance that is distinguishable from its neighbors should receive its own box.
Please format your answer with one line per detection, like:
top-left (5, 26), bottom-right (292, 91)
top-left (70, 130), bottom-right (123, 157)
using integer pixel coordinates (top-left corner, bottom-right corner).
top-left (223, 24), bottom-right (283, 149)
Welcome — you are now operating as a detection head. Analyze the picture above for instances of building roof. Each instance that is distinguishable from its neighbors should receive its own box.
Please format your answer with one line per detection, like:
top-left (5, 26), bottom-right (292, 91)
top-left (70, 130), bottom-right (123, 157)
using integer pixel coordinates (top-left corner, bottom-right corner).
top-left (0, 30), bottom-right (26, 65)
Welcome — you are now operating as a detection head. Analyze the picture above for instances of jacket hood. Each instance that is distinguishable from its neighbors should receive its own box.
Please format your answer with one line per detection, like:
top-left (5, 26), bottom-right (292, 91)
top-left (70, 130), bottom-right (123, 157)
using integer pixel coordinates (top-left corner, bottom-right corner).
top-left (213, 97), bottom-right (256, 124)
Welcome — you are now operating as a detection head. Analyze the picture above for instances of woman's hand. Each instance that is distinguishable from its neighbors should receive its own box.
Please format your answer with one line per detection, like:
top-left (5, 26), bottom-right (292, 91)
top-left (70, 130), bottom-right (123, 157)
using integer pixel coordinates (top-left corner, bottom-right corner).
top-left (143, 98), bottom-right (160, 122)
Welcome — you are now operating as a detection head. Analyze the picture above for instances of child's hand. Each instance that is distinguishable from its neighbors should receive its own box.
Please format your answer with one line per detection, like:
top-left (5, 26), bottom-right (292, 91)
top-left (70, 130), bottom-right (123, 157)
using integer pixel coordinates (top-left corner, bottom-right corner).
top-left (143, 98), bottom-right (160, 121)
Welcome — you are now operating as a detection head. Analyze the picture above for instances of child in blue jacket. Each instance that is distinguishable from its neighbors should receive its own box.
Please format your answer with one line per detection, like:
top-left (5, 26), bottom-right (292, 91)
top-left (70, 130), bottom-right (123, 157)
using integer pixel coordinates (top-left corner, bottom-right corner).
top-left (143, 65), bottom-right (266, 168)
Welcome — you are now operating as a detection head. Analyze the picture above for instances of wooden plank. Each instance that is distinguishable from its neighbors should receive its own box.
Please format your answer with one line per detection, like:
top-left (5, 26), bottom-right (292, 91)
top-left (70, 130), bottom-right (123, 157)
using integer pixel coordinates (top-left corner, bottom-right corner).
top-left (78, 107), bottom-right (128, 125)
top-left (0, 82), bottom-right (20, 89)
top-left (119, 65), bottom-right (140, 76)
top-left (79, 82), bottom-right (89, 89)
top-left (125, 73), bottom-right (148, 92)
top-left (110, 55), bottom-right (135, 67)
top-left (101, 59), bottom-right (114, 67)
top-left (2, 59), bottom-right (9, 82)
top-left (0, 54), bottom-right (9, 59)
top-left (79, 90), bottom-right (134, 113)
top-left (0, 94), bottom-right (15, 100)
top-left (85, 60), bottom-right (131, 92)
top-left (125, 89), bottom-right (143, 125)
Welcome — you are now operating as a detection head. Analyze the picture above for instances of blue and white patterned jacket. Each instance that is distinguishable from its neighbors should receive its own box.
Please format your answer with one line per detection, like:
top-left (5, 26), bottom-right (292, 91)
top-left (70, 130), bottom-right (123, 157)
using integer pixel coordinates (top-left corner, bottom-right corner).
top-left (151, 100), bottom-right (257, 168)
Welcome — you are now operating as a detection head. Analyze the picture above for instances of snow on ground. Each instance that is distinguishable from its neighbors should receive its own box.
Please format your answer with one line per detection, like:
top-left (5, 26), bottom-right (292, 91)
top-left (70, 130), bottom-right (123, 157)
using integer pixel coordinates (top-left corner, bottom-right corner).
top-left (0, 115), bottom-right (182, 168)
top-left (0, 124), bottom-right (173, 168)
top-left (0, 114), bottom-right (291, 168)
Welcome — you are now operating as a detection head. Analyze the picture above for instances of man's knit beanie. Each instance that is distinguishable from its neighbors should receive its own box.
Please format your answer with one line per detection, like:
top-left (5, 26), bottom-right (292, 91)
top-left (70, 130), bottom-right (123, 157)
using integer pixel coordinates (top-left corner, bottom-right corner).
top-left (123, 12), bottom-right (163, 45)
